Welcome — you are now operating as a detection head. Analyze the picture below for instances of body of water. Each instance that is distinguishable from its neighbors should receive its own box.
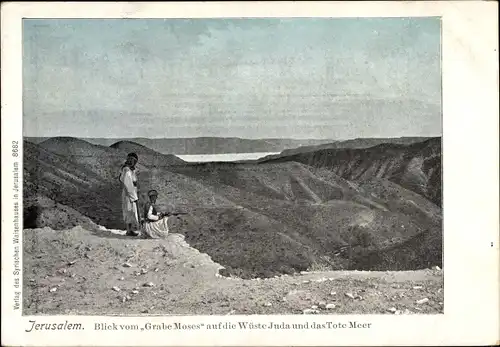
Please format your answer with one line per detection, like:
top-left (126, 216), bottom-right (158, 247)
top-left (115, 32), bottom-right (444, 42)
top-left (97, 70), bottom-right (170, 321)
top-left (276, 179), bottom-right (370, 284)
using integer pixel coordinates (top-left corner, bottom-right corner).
top-left (176, 152), bottom-right (280, 162)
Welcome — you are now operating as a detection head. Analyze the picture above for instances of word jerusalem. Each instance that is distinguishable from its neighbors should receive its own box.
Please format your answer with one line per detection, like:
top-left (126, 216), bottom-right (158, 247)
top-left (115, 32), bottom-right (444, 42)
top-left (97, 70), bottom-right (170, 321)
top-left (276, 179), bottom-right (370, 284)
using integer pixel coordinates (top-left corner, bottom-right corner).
top-left (25, 320), bottom-right (84, 332)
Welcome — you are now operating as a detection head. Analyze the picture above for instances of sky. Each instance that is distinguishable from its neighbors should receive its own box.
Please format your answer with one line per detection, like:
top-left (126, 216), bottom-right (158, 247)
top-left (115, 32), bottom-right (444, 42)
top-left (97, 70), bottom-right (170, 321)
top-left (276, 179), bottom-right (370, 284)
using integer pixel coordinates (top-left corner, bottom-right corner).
top-left (23, 17), bottom-right (441, 139)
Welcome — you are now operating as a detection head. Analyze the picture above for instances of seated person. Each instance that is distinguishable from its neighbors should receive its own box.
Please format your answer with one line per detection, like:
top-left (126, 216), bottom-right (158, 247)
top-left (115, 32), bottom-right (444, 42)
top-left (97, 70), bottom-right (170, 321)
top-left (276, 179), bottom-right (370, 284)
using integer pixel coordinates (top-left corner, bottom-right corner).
top-left (141, 189), bottom-right (170, 239)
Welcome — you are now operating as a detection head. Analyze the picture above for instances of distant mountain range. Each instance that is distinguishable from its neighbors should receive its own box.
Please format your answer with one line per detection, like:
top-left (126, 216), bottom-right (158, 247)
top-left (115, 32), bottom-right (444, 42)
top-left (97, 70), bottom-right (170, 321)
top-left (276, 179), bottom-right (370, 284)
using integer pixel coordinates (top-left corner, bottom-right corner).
top-left (25, 137), bottom-right (336, 155)
top-left (279, 136), bottom-right (434, 155)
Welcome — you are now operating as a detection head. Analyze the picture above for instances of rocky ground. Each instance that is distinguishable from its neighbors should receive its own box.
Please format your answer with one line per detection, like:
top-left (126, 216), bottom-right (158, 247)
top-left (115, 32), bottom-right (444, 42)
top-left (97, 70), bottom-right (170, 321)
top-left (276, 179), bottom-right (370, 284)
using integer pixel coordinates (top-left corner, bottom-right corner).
top-left (23, 226), bottom-right (443, 316)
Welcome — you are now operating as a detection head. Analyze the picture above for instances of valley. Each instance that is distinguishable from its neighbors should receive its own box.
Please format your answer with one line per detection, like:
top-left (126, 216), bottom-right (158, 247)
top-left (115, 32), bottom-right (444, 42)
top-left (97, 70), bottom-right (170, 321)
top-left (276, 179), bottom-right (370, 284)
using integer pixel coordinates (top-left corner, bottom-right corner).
top-left (22, 135), bottom-right (443, 315)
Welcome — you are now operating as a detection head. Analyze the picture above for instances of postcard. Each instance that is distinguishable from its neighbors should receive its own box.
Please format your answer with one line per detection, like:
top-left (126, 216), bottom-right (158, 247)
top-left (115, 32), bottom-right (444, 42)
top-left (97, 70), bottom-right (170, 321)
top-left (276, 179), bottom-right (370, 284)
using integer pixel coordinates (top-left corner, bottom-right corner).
top-left (1, 1), bottom-right (498, 346)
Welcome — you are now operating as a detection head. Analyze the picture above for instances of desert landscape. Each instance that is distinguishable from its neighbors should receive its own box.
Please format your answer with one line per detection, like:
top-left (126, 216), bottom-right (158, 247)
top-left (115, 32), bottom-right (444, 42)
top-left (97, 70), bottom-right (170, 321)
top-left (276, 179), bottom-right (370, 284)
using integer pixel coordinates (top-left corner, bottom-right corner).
top-left (23, 136), bottom-right (443, 315)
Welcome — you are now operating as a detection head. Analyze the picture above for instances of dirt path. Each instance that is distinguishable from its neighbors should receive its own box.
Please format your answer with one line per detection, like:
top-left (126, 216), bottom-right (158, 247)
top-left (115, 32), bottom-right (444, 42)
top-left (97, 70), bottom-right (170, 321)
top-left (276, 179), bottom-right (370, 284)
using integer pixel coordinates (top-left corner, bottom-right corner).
top-left (23, 226), bottom-right (443, 316)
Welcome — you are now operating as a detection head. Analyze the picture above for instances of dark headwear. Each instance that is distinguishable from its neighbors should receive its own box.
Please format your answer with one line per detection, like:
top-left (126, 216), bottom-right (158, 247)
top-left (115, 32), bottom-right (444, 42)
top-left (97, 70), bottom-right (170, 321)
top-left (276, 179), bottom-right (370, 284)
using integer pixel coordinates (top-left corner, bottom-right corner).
top-left (148, 190), bottom-right (158, 197)
top-left (127, 152), bottom-right (138, 161)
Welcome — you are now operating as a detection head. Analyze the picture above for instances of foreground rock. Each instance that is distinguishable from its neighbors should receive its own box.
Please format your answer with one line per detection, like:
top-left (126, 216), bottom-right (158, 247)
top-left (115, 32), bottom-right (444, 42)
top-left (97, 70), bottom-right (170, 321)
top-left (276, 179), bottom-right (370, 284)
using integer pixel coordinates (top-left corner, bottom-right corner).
top-left (23, 226), bottom-right (444, 316)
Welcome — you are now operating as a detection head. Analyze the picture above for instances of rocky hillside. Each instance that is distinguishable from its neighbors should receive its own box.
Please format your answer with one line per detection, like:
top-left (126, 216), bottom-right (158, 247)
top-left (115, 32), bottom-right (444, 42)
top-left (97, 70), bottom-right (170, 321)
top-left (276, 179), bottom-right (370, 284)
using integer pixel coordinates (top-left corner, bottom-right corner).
top-left (23, 136), bottom-right (442, 279)
top-left (24, 140), bottom-right (123, 228)
top-left (38, 137), bottom-right (186, 173)
top-left (262, 138), bottom-right (441, 206)
top-left (166, 161), bottom-right (441, 278)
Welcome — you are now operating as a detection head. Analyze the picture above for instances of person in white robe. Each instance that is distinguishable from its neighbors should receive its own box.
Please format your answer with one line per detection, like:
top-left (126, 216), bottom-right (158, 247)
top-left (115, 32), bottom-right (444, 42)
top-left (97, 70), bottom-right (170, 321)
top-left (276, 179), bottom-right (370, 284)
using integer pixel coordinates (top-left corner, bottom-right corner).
top-left (119, 153), bottom-right (140, 236)
top-left (141, 189), bottom-right (170, 239)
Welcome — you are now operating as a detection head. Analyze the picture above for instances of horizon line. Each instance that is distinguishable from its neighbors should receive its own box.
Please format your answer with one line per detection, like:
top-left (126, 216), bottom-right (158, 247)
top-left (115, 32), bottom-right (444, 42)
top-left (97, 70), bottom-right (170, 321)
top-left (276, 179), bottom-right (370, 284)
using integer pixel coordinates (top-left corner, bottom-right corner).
top-left (22, 134), bottom-right (442, 141)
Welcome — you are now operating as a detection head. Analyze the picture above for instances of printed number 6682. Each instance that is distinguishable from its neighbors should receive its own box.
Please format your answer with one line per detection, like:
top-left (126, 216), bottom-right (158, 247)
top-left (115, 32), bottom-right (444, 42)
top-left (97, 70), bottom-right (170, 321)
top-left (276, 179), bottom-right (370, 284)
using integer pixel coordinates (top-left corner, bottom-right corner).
top-left (12, 141), bottom-right (19, 157)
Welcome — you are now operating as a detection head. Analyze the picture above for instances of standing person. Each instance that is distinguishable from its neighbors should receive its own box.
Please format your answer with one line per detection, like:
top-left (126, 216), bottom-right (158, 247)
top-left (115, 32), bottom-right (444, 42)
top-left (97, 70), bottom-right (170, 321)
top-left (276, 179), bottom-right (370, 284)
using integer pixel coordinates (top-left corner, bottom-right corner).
top-left (141, 189), bottom-right (170, 239)
top-left (119, 153), bottom-right (140, 236)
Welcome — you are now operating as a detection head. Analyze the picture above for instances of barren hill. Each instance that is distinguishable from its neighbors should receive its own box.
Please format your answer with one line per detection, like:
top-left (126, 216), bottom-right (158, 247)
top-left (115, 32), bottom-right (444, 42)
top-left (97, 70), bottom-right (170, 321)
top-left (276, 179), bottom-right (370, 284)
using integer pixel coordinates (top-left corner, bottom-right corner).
top-left (37, 137), bottom-right (142, 181)
top-left (262, 138), bottom-right (441, 206)
top-left (24, 140), bottom-right (122, 228)
top-left (110, 140), bottom-right (186, 166)
top-left (39, 136), bottom-right (118, 157)
top-left (38, 137), bottom-right (186, 180)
